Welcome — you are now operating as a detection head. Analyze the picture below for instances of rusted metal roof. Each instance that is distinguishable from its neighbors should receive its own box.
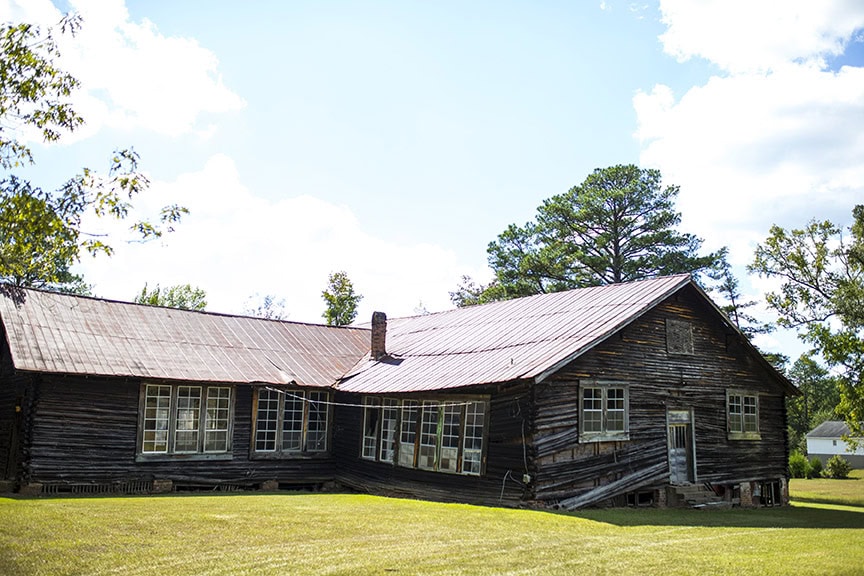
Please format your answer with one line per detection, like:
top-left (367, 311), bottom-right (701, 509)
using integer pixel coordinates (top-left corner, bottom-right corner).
top-left (0, 286), bottom-right (369, 387)
top-left (337, 274), bottom-right (694, 393)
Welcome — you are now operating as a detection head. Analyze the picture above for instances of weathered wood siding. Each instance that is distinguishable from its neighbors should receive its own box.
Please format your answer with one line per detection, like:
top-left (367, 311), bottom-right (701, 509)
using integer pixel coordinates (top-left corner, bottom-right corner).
top-left (0, 332), bottom-right (30, 481)
top-left (18, 376), bottom-right (335, 488)
top-left (334, 383), bottom-right (532, 507)
top-left (533, 285), bottom-right (790, 502)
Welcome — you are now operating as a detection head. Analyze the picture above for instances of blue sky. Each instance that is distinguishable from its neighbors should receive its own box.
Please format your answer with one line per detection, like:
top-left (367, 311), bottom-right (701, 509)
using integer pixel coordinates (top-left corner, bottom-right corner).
top-left (2, 0), bottom-right (864, 360)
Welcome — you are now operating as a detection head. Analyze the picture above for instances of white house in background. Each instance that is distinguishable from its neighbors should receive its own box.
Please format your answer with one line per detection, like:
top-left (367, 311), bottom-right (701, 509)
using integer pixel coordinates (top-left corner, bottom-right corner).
top-left (806, 421), bottom-right (864, 468)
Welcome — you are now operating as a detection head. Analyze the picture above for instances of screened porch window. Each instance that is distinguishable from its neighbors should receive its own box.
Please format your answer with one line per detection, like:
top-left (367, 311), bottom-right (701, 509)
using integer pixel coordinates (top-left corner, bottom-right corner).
top-left (140, 383), bottom-right (234, 456)
top-left (253, 389), bottom-right (331, 455)
top-left (360, 396), bottom-right (488, 476)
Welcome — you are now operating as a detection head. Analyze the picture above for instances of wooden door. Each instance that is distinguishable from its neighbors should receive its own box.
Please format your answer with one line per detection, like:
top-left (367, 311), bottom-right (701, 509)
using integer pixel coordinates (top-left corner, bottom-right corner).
top-left (667, 410), bottom-right (694, 484)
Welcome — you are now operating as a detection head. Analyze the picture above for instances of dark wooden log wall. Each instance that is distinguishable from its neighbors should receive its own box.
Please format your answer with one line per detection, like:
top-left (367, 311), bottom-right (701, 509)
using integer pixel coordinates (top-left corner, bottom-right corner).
top-left (333, 383), bottom-right (533, 507)
top-left (0, 333), bottom-right (29, 481)
top-left (20, 376), bottom-right (335, 489)
top-left (532, 284), bottom-right (790, 503)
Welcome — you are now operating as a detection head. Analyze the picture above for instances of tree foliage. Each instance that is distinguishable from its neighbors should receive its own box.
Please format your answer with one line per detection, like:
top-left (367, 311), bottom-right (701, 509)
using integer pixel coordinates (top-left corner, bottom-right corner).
top-left (707, 253), bottom-right (773, 339)
top-left (322, 271), bottom-right (362, 326)
top-left (244, 293), bottom-right (288, 320)
top-left (786, 354), bottom-right (841, 452)
top-left (0, 16), bottom-right (186, 291)
top-left (750, 205), bottom-right (864, 438)
top-left (454, 165), bottom-right (722, 306)
top-left (134, 283), bottom-right (207, 311)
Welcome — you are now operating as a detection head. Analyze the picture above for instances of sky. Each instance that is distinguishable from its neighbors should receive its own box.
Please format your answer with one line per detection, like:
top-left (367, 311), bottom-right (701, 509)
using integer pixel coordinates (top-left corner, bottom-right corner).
top-left (1, 0), bottom-right (863, 360)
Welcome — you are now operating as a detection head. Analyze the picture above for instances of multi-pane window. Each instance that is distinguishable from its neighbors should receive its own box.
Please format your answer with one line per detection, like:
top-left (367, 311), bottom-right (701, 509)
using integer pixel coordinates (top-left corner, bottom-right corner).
top-left (579, 383), bottom-right (629, 441)
top-left (140, 384), bottom-right (233, 455)
top-left (282, 392), bottom-right (305, 451)
top-left (205, 387), bottom-right (232, 452)
top-left (399, 400), bottom-right (419, 468)
top-left (379, 399), bottom-right (399, 463)
top-left (306, 391), bottom-right (330, 452)
top-left (727, 390), bottom-right (760, 439)
top-left (440, 403), bottom-right (461, 473)
top-left (174, 386), bottom-right (201, 453)
top-left (462, 402), bottom-right (485, 475)
top-left (362, 398), bottom-right (380, 460)
top-left (253, 389), bottom-right (331, 455)
top-left (418, 401), bottom-right (439, 470)
top-left (142, 385), bottom-right (171, 453)
top-left (361, 396), bottom-right (487, 476)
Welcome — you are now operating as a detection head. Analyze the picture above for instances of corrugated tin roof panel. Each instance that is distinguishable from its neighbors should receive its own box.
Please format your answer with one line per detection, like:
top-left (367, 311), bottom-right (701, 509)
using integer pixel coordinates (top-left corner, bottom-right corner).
top-left (338, 274), bottom-right (693, 393)
top-left (0, 286), bottom-right (369, 387)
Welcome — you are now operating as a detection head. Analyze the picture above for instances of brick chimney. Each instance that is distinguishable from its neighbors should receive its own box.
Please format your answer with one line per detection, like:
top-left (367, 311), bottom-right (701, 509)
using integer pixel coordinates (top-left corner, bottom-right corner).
top-left (371, 311), bottom-right (387, 360)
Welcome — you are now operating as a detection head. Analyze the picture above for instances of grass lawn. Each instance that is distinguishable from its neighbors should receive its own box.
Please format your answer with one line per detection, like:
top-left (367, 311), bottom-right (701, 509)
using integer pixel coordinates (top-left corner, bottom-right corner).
top-left (0, 478), bottom-right (862, 576)
top-left (789, 468), bottom-right (864, 507)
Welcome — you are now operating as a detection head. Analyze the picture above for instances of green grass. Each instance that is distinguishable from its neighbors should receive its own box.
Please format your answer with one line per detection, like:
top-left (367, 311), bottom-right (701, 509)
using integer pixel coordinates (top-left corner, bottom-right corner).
top-left (0, 479), bottom-right (862, 576)
top-left (790, 468), bottom-right (864, 507)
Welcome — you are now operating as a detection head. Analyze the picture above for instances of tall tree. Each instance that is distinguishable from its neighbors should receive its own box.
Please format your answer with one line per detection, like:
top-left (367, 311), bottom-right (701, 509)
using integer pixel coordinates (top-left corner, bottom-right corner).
top-left (750, 205), bottom-right (864, 438)
top-left (786, 354), bottom-right (841, 453)
top-left (322, 271), bottom-right (362, 326)
top-left (134, 283), bottom-right (207, 311)
top-left (457, 165), bottom-right (723, 305)
top-left (707, 252), bottom-right (771, 339)
top-left (703, 253), bottom-right (789, 368)
top-left (0, 16), bottom-right (186, 291)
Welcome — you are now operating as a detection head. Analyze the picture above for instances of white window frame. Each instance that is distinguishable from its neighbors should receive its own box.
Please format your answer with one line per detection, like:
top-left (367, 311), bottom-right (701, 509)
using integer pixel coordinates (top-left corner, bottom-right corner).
top-left (139, 383), bottom-right (234, 459)
top-left (579, 381), bottom-right (630, 442)
top-left (359, 396), bottom-right (488, 476)
top-left (361, 397), bottom-right (381, 460)
top-left (252, 388), bottom-right (332, 456)
top-left (726, 390), bottom-right (761, 440)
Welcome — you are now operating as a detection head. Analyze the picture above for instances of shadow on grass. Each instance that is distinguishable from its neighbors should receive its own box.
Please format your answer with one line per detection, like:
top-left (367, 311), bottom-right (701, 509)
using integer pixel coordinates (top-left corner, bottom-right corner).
top-left (565, 502), bottom-right (864, 529)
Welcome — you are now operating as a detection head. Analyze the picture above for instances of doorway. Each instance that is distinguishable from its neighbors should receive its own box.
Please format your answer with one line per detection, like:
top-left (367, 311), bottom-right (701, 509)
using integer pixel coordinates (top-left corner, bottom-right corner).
top-left (667, 409), bottom-right (694, 484)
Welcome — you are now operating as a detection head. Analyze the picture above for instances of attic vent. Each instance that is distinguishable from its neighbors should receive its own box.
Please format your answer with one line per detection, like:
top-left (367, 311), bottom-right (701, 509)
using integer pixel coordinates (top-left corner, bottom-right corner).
top-left (666, 319), bottom-right (694, 355)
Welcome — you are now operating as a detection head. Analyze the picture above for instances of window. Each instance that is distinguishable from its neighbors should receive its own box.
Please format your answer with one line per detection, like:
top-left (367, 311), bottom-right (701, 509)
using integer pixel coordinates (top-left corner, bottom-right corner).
top-left (140, 383), bottom-right (234, 456)
top-left (727, 390), bottom-right (760, 440)
top-left (362, 398), bottom-right (380, 460)
top-left (360, 396), bottom-right (487, 476)
top-left (399, 400), bottom-right (419, 468)
top-left (253, 389), bottom-right (331, 455)
top-left (379, 398), bottom-right (399, 463)
top-left (579, 382), bottom-right (629, 441)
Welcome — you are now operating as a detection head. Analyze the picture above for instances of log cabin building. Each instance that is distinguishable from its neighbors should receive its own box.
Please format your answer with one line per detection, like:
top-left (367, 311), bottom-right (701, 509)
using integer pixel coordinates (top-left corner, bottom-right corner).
top-left (0, 275), bottom-right (797, 508)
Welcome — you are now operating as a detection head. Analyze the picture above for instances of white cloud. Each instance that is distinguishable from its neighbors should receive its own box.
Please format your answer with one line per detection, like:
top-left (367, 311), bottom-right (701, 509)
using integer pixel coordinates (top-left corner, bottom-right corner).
top-left (0, 0), bottom-right (245, 141)
top-left (658, 0), bottom-right (864, 73)
top-left (635, 64), bottom-right (864, 259)
top-left (637, 2), bottom-right (864, 257)
top-left (75, 154), bottom-right (476, 323)
top-left (638, 2), bottom-right (864, 361)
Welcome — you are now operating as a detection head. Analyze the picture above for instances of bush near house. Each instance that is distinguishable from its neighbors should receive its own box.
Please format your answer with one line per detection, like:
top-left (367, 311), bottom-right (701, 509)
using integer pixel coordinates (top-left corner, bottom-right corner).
top-left (789, 451), bottom-right (809, 478)
top-left (825, 455), bottom-right (852, 479)
top-left (808, 457), bottom-right (823, 479)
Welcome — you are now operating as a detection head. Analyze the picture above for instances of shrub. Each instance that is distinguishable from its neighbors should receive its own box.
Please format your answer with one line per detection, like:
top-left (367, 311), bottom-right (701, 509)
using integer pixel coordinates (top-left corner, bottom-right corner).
top-left (789, 451), bottom-right (809, 478)
top-left (824, 455), bottom-right (852, 479)
top-left (808, 457), bottom-right (823, 478)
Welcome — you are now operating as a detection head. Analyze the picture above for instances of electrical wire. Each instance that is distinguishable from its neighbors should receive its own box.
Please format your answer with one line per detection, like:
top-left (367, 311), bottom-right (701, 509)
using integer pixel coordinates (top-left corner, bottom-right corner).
top-left (262, 387), bottom-right (481, 409)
